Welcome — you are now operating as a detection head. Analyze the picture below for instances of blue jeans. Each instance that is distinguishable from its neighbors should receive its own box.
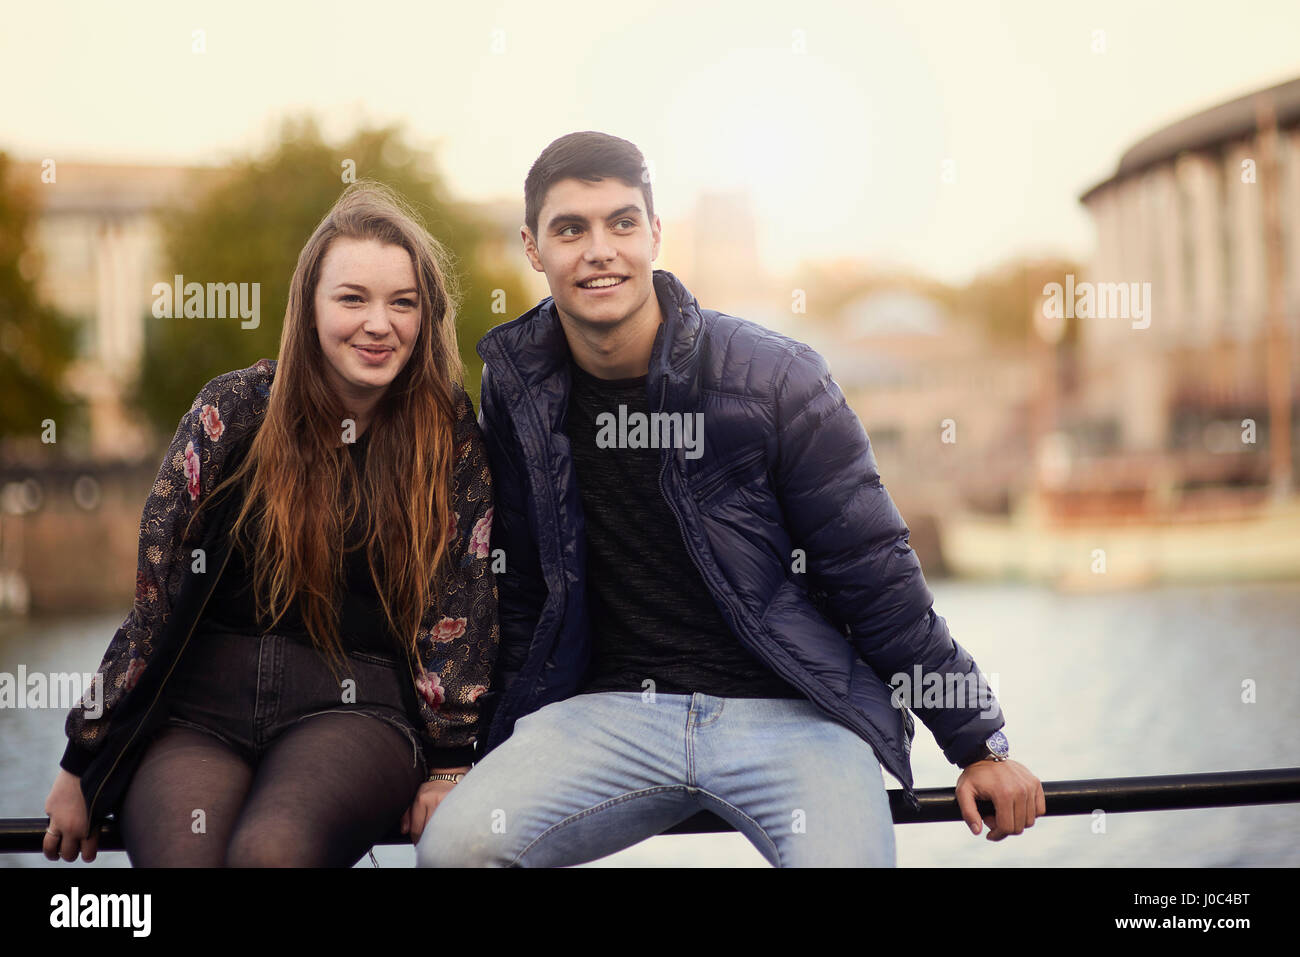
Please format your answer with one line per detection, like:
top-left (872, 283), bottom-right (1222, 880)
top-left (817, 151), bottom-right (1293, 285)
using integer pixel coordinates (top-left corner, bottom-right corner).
top-left (416, 691), bottom-right (896, 867)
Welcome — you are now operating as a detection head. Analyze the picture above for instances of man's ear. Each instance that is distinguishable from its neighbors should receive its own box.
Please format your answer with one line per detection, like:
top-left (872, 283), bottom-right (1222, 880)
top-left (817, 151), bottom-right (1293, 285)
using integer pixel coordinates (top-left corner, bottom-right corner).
top-left (650, 214), bottom-right (663, 262)
top-left (521, 225), bottom-right (545, 273)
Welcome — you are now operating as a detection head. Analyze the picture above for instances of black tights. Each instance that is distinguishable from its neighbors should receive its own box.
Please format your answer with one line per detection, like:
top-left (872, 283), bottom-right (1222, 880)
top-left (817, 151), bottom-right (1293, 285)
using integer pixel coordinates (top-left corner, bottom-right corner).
top-left (119, 713), bottom-right (423, 867)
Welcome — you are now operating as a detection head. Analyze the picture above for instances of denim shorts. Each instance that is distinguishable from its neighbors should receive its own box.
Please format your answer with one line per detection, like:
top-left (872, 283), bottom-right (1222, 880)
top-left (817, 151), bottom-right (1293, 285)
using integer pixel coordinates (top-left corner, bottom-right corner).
top-left (160, 621), bottom-right (427, 776)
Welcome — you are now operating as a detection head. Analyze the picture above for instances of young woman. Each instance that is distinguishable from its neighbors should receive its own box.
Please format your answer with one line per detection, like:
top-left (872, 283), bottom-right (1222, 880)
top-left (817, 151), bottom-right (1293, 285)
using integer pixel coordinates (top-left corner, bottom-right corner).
top-left (42, 182), bottom-right (498, 866)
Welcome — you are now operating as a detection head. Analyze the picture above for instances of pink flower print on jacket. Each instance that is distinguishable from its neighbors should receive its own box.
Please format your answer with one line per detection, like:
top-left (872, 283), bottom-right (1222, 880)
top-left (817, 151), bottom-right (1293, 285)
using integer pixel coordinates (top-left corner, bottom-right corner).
top-left (199, 404), bottom-right (224, 442)
top-left (470, 507), bottom-right (493, 559)
top-left (133, 569), bottom-right (157, 607)
top-left (125, 655), bottom-right (147, 692)
top-left (467, 685), bottom-right (488, 702)
top-left (431, 616), bottom-right (467, 642)
top-left (183, 441), bottom-right (201, 501)
top-left (416, 667), bottom-right (445, 710)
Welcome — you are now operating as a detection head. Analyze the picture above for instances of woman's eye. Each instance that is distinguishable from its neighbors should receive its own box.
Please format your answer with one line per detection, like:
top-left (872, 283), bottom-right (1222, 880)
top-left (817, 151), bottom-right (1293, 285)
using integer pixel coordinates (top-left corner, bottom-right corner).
top-left (394, 298), bottom-right (416, 308)
top-left (341, 294), bottom-right (363, 303)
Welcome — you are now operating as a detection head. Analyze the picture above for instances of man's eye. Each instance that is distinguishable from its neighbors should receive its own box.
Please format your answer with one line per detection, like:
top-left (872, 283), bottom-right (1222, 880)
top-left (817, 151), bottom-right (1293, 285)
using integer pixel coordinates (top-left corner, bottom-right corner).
top-left (616, 219), bottom-right (636, 229)
top-left (559, 226), bottom-right (580, 237)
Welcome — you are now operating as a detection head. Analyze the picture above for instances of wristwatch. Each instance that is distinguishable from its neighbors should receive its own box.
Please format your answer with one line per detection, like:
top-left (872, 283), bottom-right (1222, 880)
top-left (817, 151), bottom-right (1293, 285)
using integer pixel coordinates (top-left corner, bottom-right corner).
top-left (960, 730), bottom-right (1009, 767)
top-left (427, 772), bottom-right (465, 784)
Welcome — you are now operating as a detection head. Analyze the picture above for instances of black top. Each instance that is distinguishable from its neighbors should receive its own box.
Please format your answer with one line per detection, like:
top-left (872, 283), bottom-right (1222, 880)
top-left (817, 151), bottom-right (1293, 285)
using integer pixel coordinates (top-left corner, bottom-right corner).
top-left (200, 429), bottom-right (401, 655)
top-left (564, 359), bottom-right (803, 699)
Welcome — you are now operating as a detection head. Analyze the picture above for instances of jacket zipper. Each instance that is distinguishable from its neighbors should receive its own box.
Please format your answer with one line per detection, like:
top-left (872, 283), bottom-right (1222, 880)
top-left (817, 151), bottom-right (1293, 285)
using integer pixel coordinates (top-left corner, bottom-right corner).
top-left (654, 366), bottom-right (921, 812)
top-left (481, 340), bottom-right (571, 743)
top-left (88, 528), bottom-right (235, 823)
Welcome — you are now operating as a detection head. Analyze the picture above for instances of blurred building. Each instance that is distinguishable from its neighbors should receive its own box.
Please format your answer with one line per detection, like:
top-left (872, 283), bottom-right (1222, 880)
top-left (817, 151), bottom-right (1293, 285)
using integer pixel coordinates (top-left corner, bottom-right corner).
top-left (941, 78), bottom-right (1300, 587)
top-left (802, 288), bottom-right (1039, 571)
top-left (671, 191), bottom-right (763, 309)
top-left (661, 189), bottom-right (821, 338)
top-left (8, 160), bottom-right (225, 460)
top-left (1074, 76), bottom-right (1300, 489)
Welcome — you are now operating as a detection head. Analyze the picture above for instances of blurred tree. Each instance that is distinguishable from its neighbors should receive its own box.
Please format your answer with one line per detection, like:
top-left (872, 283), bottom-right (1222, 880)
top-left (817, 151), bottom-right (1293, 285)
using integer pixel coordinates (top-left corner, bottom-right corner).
top-left (953, 257), bottom-right (1084, 345)
top-left (0, 151), bottom-right (82, 444)
top-left (132, 115), bottom-right (528, 432)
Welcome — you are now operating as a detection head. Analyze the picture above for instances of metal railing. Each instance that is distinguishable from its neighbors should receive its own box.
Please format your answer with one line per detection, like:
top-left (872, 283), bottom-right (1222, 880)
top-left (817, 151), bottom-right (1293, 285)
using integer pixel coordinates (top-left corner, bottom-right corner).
top-left (3, 767), bottom-right (1297, 854)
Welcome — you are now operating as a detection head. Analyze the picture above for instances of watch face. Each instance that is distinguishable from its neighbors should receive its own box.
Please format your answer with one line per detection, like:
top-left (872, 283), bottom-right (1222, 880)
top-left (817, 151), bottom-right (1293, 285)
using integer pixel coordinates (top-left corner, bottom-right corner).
top-left (987, 730), bottom-right (1009, 758)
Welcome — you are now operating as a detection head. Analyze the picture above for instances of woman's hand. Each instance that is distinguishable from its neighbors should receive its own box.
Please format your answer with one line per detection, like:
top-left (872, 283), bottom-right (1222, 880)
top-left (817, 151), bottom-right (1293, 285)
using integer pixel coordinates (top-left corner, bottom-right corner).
top-left (400, 779), bottom-right (459, 845)
top-left (43, 769), bottom-right (98, 863)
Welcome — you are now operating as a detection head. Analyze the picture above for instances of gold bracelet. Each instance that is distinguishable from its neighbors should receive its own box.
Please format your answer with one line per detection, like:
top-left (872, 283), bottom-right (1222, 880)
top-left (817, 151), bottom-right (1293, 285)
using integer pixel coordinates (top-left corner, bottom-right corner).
top-left (427, 772), bottom-right (465, 784)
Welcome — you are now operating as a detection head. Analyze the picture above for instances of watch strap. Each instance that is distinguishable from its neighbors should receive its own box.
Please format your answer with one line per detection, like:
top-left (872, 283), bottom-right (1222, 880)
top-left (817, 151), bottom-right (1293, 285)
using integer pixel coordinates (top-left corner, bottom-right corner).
top-left (427, 772), bottom-right (465, 784)
top-left (960, 733), bottom-right (1009, 768)
top-left (959, 743), bottom-right (993, 768)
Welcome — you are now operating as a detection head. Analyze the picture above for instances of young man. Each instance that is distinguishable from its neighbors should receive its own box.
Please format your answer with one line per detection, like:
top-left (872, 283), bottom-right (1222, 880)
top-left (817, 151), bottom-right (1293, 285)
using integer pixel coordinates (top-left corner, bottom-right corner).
top-left (416, 131), bottom-right (1043, 867)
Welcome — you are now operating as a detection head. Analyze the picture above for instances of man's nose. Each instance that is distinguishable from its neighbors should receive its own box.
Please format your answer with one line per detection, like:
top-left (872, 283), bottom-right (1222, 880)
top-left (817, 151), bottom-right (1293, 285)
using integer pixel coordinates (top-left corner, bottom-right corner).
top-left (584, 231), bottom-right (616, 262)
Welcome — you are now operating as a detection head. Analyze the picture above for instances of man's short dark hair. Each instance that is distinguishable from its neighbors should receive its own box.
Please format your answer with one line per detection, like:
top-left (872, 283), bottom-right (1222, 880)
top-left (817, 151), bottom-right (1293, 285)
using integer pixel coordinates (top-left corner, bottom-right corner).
top-left (524, 131), bottom-right (654, 239)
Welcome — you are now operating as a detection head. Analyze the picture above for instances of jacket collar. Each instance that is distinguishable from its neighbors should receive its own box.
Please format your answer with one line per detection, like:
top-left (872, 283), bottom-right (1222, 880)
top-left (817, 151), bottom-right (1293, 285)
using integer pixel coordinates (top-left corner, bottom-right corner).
top-left (477, 269), bottom-right (704, 410)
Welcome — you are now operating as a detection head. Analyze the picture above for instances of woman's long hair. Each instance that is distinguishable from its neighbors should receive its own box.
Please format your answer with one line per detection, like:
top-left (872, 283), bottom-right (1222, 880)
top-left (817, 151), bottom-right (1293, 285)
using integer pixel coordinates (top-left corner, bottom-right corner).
top-left (187, 181), bottom-right (465, 672)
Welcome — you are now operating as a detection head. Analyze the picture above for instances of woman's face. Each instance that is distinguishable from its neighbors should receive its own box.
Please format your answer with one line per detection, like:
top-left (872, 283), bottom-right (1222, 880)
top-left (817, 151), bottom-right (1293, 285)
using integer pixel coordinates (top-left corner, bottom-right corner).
top-left (313, 237), bottom-right (422, 417)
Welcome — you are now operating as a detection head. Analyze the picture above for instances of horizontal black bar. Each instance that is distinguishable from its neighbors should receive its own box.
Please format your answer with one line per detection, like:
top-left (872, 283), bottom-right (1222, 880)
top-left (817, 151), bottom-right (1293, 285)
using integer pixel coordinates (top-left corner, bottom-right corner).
top-left (5, 767), bottom-right (1297, 855)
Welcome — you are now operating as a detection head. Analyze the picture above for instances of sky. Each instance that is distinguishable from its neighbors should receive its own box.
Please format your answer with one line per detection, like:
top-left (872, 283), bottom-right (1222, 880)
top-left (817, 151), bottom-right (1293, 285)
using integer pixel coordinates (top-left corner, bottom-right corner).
top-left (3, 0), bottom-right (1299, 283)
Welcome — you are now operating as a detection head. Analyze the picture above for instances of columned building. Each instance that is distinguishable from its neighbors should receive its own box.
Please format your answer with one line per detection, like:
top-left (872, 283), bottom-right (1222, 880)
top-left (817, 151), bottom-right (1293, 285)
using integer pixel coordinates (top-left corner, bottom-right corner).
top-left (1077, 77), bottom-right (1300, 471)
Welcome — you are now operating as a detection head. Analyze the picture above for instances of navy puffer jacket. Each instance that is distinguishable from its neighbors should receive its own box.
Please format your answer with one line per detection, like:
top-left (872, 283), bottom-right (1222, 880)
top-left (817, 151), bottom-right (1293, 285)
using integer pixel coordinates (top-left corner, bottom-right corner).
top-left (474, 270), bottom-right (1004, 808)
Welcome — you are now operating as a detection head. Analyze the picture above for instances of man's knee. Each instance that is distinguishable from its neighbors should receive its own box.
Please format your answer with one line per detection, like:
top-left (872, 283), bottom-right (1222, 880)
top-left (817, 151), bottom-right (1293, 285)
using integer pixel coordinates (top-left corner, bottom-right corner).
top-left (416, 809), bottom-right (518, 867)
top-left (415, 781), bottom-right (527, 867)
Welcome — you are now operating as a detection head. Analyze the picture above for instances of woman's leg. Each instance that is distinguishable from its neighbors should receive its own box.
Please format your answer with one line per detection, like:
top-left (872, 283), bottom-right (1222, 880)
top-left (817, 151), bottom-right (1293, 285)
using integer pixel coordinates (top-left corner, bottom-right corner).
top-left (119, 724), bottom-right (255, 867)
top-left (225, 712), bottom-right (423, 867)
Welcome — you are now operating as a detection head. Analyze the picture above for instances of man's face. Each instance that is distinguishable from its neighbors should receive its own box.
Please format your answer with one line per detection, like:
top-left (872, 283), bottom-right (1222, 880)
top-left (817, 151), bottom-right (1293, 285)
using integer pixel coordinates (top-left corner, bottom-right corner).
top-left (522, 176), bottom-right (661, 333)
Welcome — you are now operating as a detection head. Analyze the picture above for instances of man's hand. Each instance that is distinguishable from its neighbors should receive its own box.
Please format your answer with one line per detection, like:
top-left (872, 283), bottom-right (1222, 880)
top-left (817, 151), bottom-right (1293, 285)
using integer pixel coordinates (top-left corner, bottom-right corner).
top-left (401, 780), bottom-right (459, 845)
top-left (955, 759), bottom-right (1045, 841)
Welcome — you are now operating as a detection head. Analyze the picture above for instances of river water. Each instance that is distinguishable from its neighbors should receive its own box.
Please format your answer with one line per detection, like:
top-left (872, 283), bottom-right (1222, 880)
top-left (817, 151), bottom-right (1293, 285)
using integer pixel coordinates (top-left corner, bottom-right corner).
top-left (2, 580), bottom-right (1298, 867)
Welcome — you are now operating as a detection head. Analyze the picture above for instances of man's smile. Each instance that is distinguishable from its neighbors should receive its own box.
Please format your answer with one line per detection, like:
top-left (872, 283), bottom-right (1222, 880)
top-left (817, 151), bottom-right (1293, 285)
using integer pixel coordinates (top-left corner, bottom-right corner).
top-left (577, 274), bottom-right (627, 291)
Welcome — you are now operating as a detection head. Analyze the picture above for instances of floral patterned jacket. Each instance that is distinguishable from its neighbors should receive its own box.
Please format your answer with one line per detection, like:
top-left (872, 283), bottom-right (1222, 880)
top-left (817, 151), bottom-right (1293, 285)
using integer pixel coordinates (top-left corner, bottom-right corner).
top-left (60, 358), bottom-right (499, 824)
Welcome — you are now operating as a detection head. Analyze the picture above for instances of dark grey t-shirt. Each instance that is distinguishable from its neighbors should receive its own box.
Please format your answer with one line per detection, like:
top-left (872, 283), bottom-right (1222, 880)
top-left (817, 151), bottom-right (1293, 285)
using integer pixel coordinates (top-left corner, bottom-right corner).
top-left (564, 359), bottom-right (803, 699)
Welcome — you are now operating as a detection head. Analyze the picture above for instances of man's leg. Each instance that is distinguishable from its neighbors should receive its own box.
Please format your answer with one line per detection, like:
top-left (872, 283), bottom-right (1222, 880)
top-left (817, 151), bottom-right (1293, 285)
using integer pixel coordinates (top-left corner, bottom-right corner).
top-left (690, 694), bottom-right (897, 867)
top-left (417, 692), bottom-right (700, 867)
